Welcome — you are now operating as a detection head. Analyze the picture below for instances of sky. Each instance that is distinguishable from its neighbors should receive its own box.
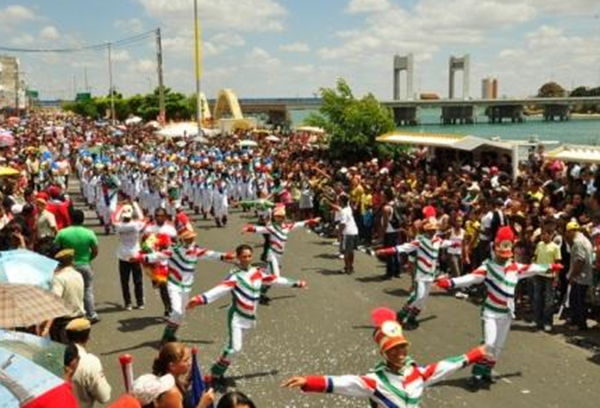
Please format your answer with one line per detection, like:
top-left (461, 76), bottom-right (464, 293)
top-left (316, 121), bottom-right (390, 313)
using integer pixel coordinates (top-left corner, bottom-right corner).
top-left (1, 0), bottom-right (600, 101)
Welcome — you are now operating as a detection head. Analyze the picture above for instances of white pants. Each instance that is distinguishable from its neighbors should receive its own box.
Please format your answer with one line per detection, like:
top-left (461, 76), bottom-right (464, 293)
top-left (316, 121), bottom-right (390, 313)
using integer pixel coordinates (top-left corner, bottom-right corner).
top-left (408, 279), bottom-right (432, 311)
top-left (482, 315), bottom-right (512, 362)
top-left (167, 283), bottom-right (190, 326)
top-left (266, 254), bottom-right (281, 277)
top-left (224, 311), bottom-right (254, 356)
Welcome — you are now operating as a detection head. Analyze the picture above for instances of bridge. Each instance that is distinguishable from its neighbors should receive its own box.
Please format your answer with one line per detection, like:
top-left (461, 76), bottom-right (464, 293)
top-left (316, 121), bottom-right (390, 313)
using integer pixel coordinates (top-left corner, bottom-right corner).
top-left (381, 96), bottom-right (600, 125)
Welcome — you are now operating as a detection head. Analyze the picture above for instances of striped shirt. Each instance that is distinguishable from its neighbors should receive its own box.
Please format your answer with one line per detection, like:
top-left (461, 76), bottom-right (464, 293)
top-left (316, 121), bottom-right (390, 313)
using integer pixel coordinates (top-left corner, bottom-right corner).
top-left (451, 259), bottom-right (550, 317)
top-left (301, 348), bottom-right (484, 408)
top-left (251, 221), bottom-right (308, 259)
top-left (392, 235), bottom-right (453, 281)
top-left (192, 266), bottom-right (304, 322)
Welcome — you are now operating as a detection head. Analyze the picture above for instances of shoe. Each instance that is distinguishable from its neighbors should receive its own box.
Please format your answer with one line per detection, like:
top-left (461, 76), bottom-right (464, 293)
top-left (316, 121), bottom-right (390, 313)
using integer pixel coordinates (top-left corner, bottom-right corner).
top-left (135, 304), bottom-right (145, 310)
top-left (89, 316), bottom-right (101, 325)
top-left (338, 254), bottom-right (344, 259)
top-left (125, 304), bottom-right (133, 311)
top-left (164, 310), bottom-right (171, 317)
top-left (467, 376), bottom-right (486, 392)
top-left (259, 295), bottom-right (271, 305)
top-left (404, 320), bottom-right (419, 330)
top-left (544, 325), bottom-right (552, 332)
top-left (455, 291), bottom-right (469, 299)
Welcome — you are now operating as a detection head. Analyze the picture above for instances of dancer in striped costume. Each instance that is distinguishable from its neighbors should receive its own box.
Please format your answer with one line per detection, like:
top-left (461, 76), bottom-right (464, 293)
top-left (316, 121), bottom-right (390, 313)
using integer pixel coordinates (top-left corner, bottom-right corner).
top-left (435, 226), bottom-right (562, 390)
top-left (242, 205), bottom-right (319, 304)
top-left (187, 244), bottom-right (307, 384)
top-left (374, 217), bottom-right (456, 329)
top-left (137, 229), bottom-right (235, 343)
top-left (282, 307), bottom-right (487, 407)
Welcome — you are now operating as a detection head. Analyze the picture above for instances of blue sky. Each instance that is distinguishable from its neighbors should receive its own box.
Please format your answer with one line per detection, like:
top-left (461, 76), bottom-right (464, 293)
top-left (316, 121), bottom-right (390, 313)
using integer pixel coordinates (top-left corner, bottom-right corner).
top-left (1, 0), bottom-right (599, 100)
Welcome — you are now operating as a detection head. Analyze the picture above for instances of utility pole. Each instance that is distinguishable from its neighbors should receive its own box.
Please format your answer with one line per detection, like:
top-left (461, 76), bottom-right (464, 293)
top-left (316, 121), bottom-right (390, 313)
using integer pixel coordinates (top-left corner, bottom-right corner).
top-left (107, 42), bottom-right (116, 124)
top-left (14, 61), bottom-right (19, 115)
top-left (155, 28), bottom-right (166, 124)
top-left (193, 0), bottom-right (203, 137)
top-left (84, 66), bottom-right (90, 92)
top-left (73, 74), bottom-right (77, 98)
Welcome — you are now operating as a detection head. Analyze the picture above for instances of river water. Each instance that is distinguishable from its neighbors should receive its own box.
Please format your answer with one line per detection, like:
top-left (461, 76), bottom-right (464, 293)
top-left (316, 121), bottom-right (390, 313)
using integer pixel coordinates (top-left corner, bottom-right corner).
top-left (290, 108), bottom-right (600, 146)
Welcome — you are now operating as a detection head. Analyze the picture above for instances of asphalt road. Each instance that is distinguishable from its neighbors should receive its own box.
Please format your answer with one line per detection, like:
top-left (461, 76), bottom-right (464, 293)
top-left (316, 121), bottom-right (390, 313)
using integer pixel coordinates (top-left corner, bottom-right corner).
top-left (72, 185), bottom-right (600, 408)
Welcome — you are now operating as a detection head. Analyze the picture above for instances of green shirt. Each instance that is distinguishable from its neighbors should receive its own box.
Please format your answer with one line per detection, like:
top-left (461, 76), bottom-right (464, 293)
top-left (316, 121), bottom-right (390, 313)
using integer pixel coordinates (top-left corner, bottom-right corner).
top-left (55, 226), bottom-right (98, 266)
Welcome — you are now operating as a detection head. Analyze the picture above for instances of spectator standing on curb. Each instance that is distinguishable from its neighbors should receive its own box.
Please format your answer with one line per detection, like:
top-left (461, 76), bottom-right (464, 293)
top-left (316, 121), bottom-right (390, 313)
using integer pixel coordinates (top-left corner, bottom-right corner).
top-left (65, 318), bottom-right (112, 407)
top-left (565, 221), bottom-right (593, 331)
top-left (55, 209), bottom-right (100, 323)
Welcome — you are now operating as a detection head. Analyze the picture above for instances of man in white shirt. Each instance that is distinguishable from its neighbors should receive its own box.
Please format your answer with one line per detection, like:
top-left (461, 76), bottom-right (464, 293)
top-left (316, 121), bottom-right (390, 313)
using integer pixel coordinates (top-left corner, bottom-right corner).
top-left (338, 195), bottom-right (359, 274)
top-left (113, 203), bottom-right (146, 310)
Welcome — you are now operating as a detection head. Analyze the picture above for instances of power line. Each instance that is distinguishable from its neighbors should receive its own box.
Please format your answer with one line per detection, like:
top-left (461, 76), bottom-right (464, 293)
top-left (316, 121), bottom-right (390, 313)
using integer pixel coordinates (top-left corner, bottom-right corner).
top-left (0, 29), bottom-right (157, 54)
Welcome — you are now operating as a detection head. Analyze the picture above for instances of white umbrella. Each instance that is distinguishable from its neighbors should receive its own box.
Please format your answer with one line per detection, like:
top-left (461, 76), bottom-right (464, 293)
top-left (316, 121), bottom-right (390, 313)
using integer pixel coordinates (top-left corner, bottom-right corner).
top-left (125, 116), bottom-right (143, 125)
top-left (156, 122), bottom-right (199, 138)
top-left (239, 140), bottom-right (258, 147)
top-left (265, 135), bottom-right (280, 142)
top-left (296, 126), bottom-right (325, 134)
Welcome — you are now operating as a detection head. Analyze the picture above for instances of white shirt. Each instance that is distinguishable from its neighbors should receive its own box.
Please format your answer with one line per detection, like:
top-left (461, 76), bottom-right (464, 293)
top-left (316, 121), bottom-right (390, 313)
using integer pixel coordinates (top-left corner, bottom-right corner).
top-left (340, 205), bottom-right (358, 236)
top-left (114, 220), bottom-right (145, 260)
top-left (72, 345), bottom-right (112, 408)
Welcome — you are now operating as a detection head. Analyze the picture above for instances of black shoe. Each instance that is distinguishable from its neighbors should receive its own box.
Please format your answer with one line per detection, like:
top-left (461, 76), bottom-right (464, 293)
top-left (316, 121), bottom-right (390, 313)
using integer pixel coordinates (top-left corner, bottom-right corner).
top-left (89, 316), bottom-right (101, 325)
top-left (259, 295), bottom-right (271, 305)
top-left (404, 320), bottom-right (419, 330)
top-left (467, 376), bottom-right (486, 392)
top-left (211, 376), bottom-right (228, 393)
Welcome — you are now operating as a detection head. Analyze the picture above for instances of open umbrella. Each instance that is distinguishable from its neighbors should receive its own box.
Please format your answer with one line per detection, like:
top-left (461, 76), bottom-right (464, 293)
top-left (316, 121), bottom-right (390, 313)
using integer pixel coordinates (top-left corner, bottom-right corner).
top-left (265, 135), bottom-right (281, 142)
top-left (0, 249), bottom-right (58, 290)
top-left (0, 330), bottom-right (65, 377)
top-left (0, 131), bottom-right (15, 147)
top-left (0, 284), bottom-right (70, 329)
top-left (0, 167), bottom-right (20, 178)
top-left (125, 116), bottom-right (142, 125)
top-left (239, 140), bottom-right (258, 148)
top-left (0, 345), bottom-right (78, 407)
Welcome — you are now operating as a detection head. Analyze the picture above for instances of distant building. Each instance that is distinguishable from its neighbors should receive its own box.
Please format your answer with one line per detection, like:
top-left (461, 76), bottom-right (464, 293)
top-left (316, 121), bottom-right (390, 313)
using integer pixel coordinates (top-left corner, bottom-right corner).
top-left (0, 55), bottom-right (26, 110)
top-left (482, 77), bottom-right (498, 99)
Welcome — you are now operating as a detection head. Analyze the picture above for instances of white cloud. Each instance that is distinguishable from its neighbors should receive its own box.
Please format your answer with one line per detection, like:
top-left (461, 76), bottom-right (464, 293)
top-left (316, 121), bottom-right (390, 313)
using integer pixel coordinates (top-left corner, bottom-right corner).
top-left (39, 26), bottom-right (60, 41)
top-left (10, 34), bottom-right (35, 46)
top-left (111, 49), bottom-right (132, 62)
top-left (0, 5), bottom-right (37, 24)
top-left (129, 59), bottom-right (156, 74)
top-left (113, 18), bottom-right (145, 34)
top-left (136, 0), bottom-right (287, 32)
top-left (279, 42), bottom-right (310, 53)
top-left (347, 0), bottom-right (392, 14)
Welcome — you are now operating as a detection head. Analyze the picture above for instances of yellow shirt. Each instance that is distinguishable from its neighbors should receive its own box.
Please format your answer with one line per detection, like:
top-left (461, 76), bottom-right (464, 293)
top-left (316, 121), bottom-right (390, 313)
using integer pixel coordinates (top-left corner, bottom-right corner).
top-left (534, 241), bottom-right (561, 277)
top-left (360, 193), bottom-right (372, 215)
top-left (350, 185), bottom-right (364, 207)
top-left (465, 220), bottom-right (480, 248)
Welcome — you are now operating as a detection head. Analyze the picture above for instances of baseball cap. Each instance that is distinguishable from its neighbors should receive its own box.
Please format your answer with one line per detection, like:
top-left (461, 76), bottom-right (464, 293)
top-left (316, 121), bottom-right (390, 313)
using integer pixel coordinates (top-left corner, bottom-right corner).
top-left (131, 374), bottom-right (175, 406)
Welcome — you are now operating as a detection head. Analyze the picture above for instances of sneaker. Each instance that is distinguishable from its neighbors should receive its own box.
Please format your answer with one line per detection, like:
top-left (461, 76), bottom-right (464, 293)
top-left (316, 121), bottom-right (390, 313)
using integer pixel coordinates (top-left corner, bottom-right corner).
top-left (467, 376), bottom-right (486, 392)
top-left (455, 291), bottom-right (469, 299)
top-left (338, 254), bottom-right (344, 259)
top-left (125, 304), bottom-right (133, 311)
top-left (544, 325), bottom-right (553, 333)
top-left (135, 304), bottom-right (145, 310)
top-left (89, 316), bottom-right (101, 325)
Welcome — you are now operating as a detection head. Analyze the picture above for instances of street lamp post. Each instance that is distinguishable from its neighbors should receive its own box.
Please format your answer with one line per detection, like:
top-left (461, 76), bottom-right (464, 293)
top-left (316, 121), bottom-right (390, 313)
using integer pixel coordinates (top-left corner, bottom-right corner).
top-left (193, 0), bottom-right (203, 138)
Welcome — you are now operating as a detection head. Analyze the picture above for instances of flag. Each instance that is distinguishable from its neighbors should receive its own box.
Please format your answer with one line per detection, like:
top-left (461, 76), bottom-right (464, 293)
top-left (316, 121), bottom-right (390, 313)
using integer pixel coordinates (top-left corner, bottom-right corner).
top-left (190, 348), bottom-right (212, 408)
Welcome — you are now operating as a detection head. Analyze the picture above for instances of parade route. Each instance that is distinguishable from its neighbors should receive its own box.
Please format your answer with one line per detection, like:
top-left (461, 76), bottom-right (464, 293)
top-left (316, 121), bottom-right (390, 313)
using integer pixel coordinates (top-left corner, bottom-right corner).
top-left (73, 185), bottom-right (600, 408)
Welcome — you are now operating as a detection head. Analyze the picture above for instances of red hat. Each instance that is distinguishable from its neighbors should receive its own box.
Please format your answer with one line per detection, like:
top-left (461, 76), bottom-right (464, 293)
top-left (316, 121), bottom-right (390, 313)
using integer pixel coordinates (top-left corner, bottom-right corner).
top-left (371, 308), bottom-right (409, 353)
top-left (36, 192), bottom-right (49, 202)
top-left (47, 185), bottom-right (61, 198)
top-left (494, 226), bottom-right (515, 258)
top-left (422, 205), bottom-right (436, 219)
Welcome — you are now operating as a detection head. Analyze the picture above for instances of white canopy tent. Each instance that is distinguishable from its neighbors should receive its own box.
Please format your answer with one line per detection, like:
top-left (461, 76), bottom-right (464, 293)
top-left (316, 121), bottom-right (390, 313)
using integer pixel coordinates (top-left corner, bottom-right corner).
top-left (546, 145), bottom-right (600, 164)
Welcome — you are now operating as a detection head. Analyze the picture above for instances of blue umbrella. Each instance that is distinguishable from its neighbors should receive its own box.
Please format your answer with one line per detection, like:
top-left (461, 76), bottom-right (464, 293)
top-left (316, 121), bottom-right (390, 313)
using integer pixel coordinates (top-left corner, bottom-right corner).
top-left (0, 345), bottom-right (78, 407)
top-left (0, 250), bottom-right (58, 290)
top-left (0, 330), bottom-right (65, 377)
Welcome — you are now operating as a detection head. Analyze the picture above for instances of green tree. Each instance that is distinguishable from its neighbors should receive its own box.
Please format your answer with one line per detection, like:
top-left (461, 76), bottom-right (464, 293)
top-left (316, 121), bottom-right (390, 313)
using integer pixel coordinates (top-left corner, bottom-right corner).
top-left (537, 82), bottom-right (566, 98)
top-left (305, 79), bottom-right (395, 162)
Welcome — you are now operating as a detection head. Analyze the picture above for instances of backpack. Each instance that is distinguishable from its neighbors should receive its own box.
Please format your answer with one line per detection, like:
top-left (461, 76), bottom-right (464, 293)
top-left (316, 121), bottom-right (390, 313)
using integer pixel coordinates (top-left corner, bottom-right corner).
top-left (389, 203), bottom-right (403, 230)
